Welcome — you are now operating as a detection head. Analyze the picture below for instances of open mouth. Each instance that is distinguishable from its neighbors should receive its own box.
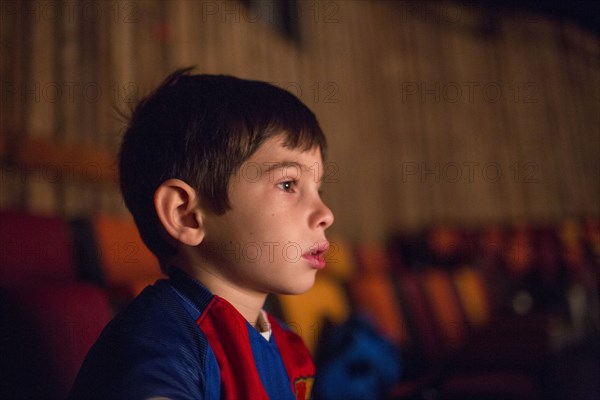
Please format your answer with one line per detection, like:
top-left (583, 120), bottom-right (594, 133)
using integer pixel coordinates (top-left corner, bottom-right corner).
top-left (302, 242), bottom-right (329, 270)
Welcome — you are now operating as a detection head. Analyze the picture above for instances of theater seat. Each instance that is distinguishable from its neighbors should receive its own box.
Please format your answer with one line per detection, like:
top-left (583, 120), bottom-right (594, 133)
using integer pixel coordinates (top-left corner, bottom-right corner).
top-left (0, 210), bottom-right (74, 284)
top-left (0, 210), bottom-right (113, 399)
top-left (453, 266), bottom-right (491, 329)
top-left (351, 244), bottom-right (411, 347)
top-left (0, 284), bottom-right (112, 399)
top-left (88, 214), bottom-right (164, 302)
top-left (420, 268), bottom-right (469, 354)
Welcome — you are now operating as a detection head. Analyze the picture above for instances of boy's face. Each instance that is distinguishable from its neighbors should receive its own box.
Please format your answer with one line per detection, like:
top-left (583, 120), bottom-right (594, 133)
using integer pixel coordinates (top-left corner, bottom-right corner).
top-left (198, 135), bottom-right (334, 297)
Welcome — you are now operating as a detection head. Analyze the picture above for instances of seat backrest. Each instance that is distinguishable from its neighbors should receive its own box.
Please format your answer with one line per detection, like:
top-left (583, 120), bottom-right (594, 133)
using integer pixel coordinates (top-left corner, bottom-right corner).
top-left (420, 268), bottom-right (468, 353)
top-left (1, 283), bottom-right (113, 400)
top-left (559, 218), bottom-right (588, 280)
top-left (91, 214), bottom-right (163, 298)
top-left (452, 265), bottom-right (491, 329)
top-left (0, 210), bottom-right (75, 285)
top-left (396, 270), bottom-right (442, 361)
top-left (0, 210), bottom-right (114, 399)
top-left (351, 273), bottom-right (411, 348)
top-left (277, 273), bottom-right (351, 353)
top-left (355, 243), bottom-right (390, 274)
top-left (503, 225), bottom-right (535, 280)
top-left (583, 217), bottom-right (600, 263)
top-left (351, 244), bottom-right (411, 347)
top-left (396, 270), bottom-right (454, 363)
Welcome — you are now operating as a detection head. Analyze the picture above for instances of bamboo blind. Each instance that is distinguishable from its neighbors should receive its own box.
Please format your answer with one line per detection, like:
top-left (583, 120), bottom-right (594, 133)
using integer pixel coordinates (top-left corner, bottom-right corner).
top-left (1, 0), bottom-right (598, 242)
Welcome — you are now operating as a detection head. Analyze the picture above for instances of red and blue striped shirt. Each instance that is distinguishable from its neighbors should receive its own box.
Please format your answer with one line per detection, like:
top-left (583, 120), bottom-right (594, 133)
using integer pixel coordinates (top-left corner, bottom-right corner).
top-left (69, 268), bottom-right (314, 399)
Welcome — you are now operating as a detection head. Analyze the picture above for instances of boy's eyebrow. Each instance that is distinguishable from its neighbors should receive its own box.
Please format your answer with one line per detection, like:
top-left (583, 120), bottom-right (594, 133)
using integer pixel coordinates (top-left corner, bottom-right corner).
top-left (261, 160), bottom-right (323, 182)
top-left (261, 160), bottom-right (305, 174)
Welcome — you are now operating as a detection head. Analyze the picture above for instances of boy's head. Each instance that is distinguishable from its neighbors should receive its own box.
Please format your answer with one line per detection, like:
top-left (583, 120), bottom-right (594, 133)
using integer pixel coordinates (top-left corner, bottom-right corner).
top-left (119, 69), bottom-right (330, 270)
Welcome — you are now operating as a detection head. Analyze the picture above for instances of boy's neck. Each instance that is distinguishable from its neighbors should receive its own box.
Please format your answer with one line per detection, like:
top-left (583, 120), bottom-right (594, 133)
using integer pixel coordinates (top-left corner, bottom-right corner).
top-left (206, 278), bottom-right (267, 328)
top-left (174, 261), bottom-right (267, 329)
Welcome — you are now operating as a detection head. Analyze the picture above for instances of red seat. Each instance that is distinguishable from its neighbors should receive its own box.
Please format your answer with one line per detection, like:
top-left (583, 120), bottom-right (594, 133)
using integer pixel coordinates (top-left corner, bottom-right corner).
top-left (1, 283), bottom-right (112, 399)
top-left (397, 270), bottom-right (442, 361)
top-left (0, 210), bottom-right (74, 284)
top-left (0, 210), bottom-right (113, 399)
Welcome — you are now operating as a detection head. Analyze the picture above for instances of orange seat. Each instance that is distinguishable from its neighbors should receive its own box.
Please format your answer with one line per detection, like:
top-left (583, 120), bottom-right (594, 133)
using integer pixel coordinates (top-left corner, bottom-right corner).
top-left (452, 266), bottom-right (491, 329)
top-left (277, 275), bottom-right (351, 353)
top-left (91, 214), bottom-right (164, 299)
top-left (420, 268), bottom-right (468, 353)
top-left (351, 244), bottom-right (411, 347)
top-left (355, 243), bottom-right (390, 273)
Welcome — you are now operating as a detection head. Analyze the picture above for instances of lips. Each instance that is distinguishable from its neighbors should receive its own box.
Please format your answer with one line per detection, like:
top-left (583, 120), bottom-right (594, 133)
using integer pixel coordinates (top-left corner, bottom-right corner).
top-left (302, 241), bottom-right (329, 270)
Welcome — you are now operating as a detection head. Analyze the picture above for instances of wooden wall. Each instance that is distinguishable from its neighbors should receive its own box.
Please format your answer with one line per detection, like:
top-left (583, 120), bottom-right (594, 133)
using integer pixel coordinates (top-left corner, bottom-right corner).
top-left (1, 0), bottom-right (599, 242)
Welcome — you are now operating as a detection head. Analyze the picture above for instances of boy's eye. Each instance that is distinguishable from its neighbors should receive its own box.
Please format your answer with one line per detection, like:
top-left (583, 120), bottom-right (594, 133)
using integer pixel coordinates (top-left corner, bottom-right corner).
top-left (278, 180), bottom-right (296, 192)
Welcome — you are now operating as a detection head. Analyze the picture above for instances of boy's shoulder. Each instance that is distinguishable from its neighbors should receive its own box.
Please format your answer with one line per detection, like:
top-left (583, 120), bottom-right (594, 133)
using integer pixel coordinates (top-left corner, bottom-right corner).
top-left (69, 278), bottom-right (219, 400)
top-left (108, 279), bottom-right (206, 343)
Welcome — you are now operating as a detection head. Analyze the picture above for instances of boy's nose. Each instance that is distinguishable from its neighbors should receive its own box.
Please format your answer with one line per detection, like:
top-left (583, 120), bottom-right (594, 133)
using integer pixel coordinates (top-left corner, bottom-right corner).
top-left (313, 199), bottom-right (334, 230)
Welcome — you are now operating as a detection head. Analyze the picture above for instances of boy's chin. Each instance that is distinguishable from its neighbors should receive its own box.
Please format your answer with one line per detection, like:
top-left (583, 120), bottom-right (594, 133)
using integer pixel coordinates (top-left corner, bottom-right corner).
top-left (277, 277), bottom-right (317, 296)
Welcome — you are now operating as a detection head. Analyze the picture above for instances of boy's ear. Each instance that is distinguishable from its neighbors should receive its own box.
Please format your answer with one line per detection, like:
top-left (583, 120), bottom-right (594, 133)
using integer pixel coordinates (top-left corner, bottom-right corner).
top-left (154, 179), bottom-right (205, 246)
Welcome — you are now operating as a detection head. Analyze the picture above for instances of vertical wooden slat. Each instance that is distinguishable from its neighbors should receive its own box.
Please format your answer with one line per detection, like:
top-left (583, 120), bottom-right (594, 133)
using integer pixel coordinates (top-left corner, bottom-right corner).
top-left (494, 13), bottom-right (534, 222)
top-left (26, 0), bottom-right (58, 214)
top-left (170, 0), bottom-right (194, 69)
top-left (0, 0), bottom-right (23, 208)
top-left (559, 24), bottom-right (600, 216)
top-left (388, 4), bottom-right (429, 232)
top-left (59, 0), bottom-right (80, 216)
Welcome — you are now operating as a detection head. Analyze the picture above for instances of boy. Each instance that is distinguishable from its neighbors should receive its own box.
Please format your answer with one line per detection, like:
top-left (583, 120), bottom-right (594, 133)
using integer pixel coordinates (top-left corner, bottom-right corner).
top-left (69, 69), bottom-right (334, 400)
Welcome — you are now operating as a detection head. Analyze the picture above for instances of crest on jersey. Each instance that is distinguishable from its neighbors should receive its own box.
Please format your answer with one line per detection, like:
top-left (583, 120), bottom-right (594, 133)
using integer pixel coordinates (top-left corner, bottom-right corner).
top-left (294, 376), bottom-right (314, 400)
